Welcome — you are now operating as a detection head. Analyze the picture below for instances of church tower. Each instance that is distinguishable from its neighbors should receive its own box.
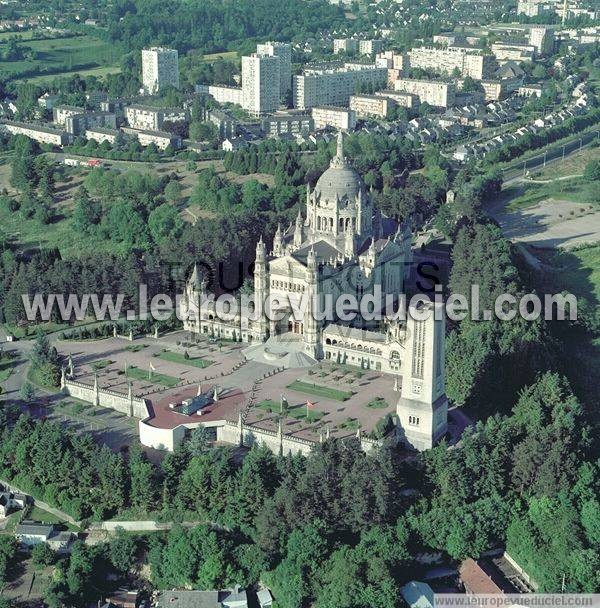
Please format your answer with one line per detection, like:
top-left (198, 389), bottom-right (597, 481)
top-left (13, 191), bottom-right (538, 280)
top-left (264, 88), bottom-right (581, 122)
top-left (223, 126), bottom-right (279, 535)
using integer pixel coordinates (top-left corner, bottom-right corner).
top-left (252, 237), bottom-right (269, 343)
top-left (293, 210), bottom-right (304, 250)
top-left (182, 262), bottom-right (206, 334)
top-left (303, 246), bottom-right (320, 359)
top-left (396, 301), bottom-right (448, 450)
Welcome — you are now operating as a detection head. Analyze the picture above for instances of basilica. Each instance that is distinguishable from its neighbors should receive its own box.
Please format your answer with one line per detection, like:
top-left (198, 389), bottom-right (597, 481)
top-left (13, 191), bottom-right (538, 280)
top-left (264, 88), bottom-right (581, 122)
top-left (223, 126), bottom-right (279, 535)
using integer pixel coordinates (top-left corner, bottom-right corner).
top-left (181, 132), bottom-right (448, 450)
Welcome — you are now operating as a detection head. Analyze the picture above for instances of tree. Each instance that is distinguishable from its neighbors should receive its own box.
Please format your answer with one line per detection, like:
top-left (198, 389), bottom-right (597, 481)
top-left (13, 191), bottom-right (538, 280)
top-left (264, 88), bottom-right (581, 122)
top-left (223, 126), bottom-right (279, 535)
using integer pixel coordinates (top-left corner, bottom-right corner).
top-left (31, 542), bottom-right (55, 566)
top-left (148, 203), bottom-right (184, 244)
top-left (108, 528), bottom-right (137, 574)
top-left (20, 381), bottom-right (35, 402)
top-left (583, 159), bottom-right (600, 181)
top-left (72, 189), bottom-right (102, 233)
top-left (164, 180), bottom-right (183, 203)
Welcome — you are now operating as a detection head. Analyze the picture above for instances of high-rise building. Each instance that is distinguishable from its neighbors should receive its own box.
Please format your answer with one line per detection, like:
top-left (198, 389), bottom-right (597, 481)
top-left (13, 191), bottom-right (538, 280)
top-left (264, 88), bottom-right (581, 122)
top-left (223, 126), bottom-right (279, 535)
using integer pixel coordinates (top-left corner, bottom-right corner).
top-left (141, 47), bottom-right (179, 94)
top-left (293, 62), bottom-right (387, 110)
top-left (256, 41), bottom-right (292, 99)
top-left (242, 54), bottom-right (281, 116)
top-left (408, 46), bottom-right (496, 80)
top-left (528, 27), bottom-right (554, 56)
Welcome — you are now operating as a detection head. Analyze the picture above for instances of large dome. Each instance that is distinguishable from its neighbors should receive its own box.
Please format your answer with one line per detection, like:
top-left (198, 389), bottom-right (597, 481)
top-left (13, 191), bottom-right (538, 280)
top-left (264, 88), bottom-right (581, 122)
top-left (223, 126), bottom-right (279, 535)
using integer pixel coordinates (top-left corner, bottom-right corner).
top-left (314, 132), bottom-right (365, 204)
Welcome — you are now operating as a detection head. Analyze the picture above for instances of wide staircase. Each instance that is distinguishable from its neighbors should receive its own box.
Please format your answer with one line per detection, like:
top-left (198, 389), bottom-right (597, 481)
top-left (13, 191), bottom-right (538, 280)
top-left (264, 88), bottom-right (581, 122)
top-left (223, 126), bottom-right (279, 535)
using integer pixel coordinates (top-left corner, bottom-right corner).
top-left (242, 334), bottom-right (318, 369)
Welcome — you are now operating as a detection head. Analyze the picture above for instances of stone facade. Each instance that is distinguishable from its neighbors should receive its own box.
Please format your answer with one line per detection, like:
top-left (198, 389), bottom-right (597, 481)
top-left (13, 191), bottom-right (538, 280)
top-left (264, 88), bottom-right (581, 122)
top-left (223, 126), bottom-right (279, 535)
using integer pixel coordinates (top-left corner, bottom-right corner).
top-left (181, 133), bottom-right (448, 451)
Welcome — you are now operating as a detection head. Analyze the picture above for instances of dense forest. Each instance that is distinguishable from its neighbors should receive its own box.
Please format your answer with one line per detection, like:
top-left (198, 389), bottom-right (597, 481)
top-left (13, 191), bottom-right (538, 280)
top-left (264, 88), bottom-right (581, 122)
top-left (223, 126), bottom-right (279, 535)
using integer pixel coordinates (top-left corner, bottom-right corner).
top-left (103, 0), bottom-right (345, 54)
top-left (0, 365), bottom-right (597, 607)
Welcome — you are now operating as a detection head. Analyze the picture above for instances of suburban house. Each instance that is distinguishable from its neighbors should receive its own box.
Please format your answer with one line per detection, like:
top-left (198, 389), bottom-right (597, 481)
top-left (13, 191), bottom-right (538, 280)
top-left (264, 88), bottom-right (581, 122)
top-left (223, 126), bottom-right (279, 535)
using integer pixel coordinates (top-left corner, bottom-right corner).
top-left (0, 485), bottom-right (28, 517)
top-left (15, 521), bottom-right (75, 554)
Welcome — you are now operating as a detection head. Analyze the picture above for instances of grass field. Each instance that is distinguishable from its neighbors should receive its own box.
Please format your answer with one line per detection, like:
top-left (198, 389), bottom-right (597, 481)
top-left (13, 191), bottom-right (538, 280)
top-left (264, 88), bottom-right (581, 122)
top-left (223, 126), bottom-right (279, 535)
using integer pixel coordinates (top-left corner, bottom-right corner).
top-left (536, 244), bottom-right (600, 306)
top-left (0, 33), bottom-right (120, 81)
top-left (286, 380), bottom-right (353, 402)
top-left (507, 177), bottom-right (600, 211)
top-left (23, 64), bottom-right (122, 84)
top-left (155, 350), bottom-right (213, 368)
top-left (203, 51), bottom-right (238, 62)
top-left (126, 365), bottom-right (180, 388)
top-left (531, 145), bottom-right (600, 180)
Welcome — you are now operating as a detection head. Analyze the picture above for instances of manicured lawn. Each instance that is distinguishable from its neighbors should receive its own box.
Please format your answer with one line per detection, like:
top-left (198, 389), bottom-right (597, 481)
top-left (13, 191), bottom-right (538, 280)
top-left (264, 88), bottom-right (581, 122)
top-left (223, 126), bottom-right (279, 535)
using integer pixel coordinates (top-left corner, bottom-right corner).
top-left (286, 380), bottom-right (353, 402)
top-left (91, 359), bottom-right (113, 370)
top-left (125, 343), bottom-right (148, 352)
top-left (366, 397), bottom-right (390, 409)
top-left (27, 505), bottom-right (79, 531)
top-left (256, 399), bottom-right (325, 422)
top-left (156, 350), bottom-right (213, 368)
top-left (125, 365), bottom-right (180, 388)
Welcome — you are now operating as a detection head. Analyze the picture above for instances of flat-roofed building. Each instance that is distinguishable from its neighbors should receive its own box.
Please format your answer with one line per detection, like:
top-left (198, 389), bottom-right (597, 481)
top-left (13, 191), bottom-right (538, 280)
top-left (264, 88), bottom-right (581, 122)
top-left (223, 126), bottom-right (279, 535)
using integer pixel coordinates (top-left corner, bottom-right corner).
top-left (374, 89), bottom-right (420, 109)
top-left (85, 127), bottom-right (120, 145)
top-left (349, 94), bottom-right (396, 118)
top-left (262, 113), bottom-right (314, 137)
top-left (359, 39), bottom-right (384, 56)
top-left (334, 38), bottom-right (358, 54)
top-left (393, 78), bottom-right (456, 108)
top-left (256, 41), bottom-right (292, 99)
top-left (312, 106), bottom-right (357, 130)
top-left (408, 46), bottom-right (497, 80)
top-left (0, 120), bottom-right (70, 146)
top-left (195, 84), bottom-right (243, 106)
top-left (529, 26), bottom-right (554, 56)
top-left (53, 105), bottom-right (84, 126)
top-left (142, 47), bottom-right (179, 94)
top-left (122, 127), bottom-right (182, 150)
top-left (242, 54), bottom-right (281, 116)
top-left (479, 80), bottom-right (507, 102)
top-left (293, 62), bottom-right (387, 110)
top-left (491, 43), bottom-right (535, 64)
top-left (65, 111), bottom-right (117, 136)
top-left (125, 104), bottom-right (187, 131)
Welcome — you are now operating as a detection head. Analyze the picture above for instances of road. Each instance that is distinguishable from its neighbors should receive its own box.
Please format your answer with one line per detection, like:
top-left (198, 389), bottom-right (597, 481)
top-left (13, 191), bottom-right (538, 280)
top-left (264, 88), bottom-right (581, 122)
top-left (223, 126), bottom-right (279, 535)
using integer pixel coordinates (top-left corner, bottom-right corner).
top-left (502, 128), bottom-right (600, 183)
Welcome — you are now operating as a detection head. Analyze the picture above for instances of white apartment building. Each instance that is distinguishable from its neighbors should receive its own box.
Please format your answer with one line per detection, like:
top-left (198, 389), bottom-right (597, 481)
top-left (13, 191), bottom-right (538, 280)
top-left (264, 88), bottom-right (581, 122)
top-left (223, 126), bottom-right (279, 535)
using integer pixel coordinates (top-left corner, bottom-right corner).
top-left (374, 90), bottom-right (420, 109)
top-left (293, 63), bottom-right (387, 110)
top-left (529, 27), bottom-right (554, 56)
top-left (0, 120), bottom-right (70, 146)
top-left (65, 111), bottom-right (117, 136)
top-left (125, 105), bottom-right (187, 131)
top-left (256, 41), bottom-right (292, 99)
top-left (85, 127), bottom-right (120, 145)
top-left (349, 94), bottom-right (395, 118)
top-left (262, 113), bottom-right (314, 137)
top-left (375, 51), bottom-right (409, 72)
top-left (142, 47), bottom-right (179, 94)
top-left (393, 78), bottom-right (456, 108)
top-left (195, 84), bottom-right (243, 106)
top-left (312, 106), bottom-right (357, 130)
top-left (359, 39), bottom-right (384, 56)
top-left (491, 43), bottom-right (535, 64)
top-left (52, 105), bottom-right (84, 126)
top-left (121, 127), bottom-right (182, 150)
top-left (408, 46), bottom-right (496, 80)
top-left (242, 54), bottom-right (281, 116)
top-left (333, 38), bottom-right (358, 54)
